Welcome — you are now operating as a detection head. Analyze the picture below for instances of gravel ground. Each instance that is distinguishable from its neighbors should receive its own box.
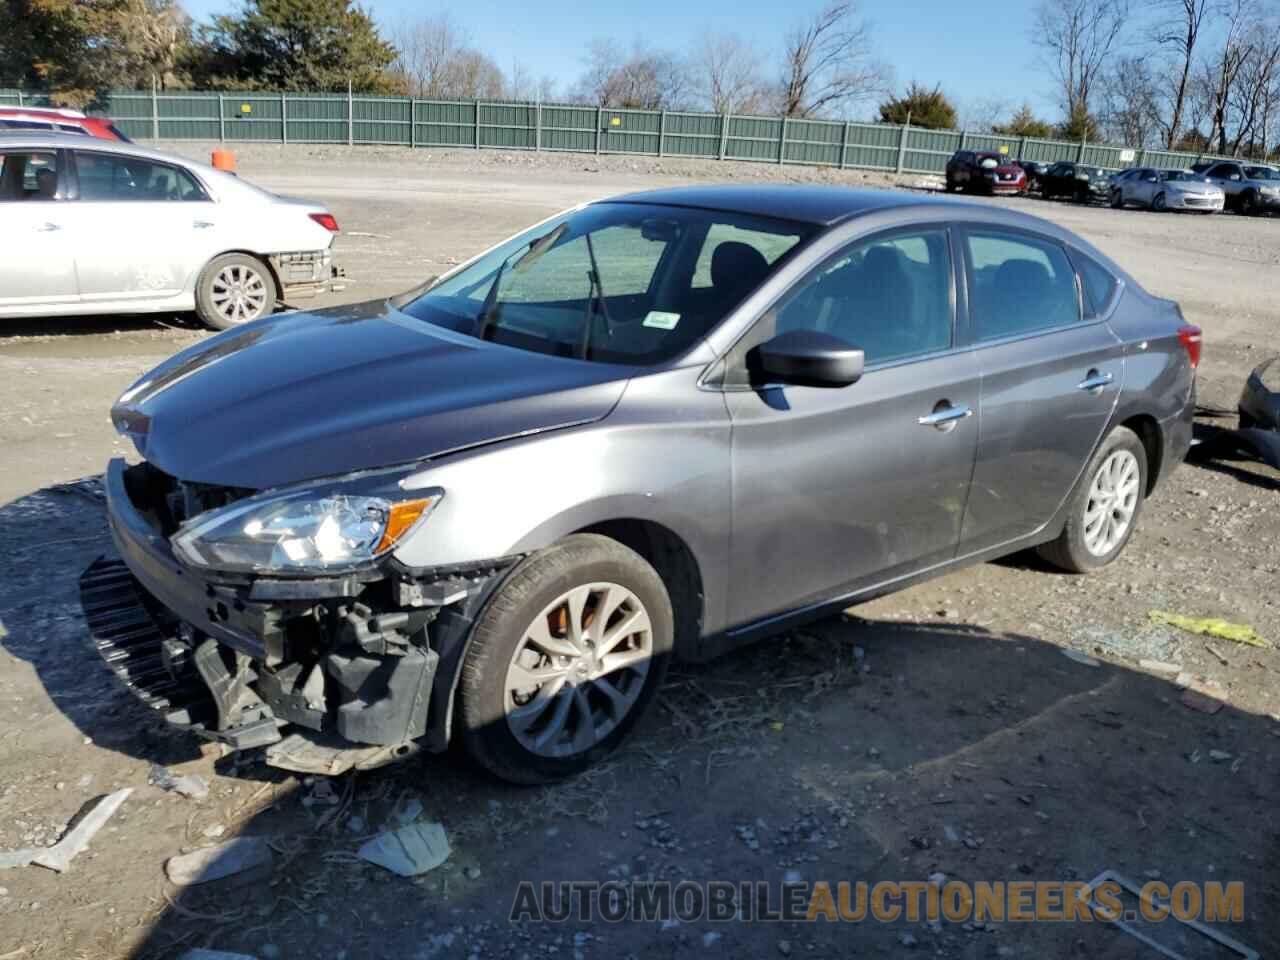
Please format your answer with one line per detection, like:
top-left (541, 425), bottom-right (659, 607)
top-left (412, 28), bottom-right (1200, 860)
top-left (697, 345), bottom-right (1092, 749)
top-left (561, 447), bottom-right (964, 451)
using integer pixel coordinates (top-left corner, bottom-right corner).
top-left (0, 145), bottom-right (1277, 960)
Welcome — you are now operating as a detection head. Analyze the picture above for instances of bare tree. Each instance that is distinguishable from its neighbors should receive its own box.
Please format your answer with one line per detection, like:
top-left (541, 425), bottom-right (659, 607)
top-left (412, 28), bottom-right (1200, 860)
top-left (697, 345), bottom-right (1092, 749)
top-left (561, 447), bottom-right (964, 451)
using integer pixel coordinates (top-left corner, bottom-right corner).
top-left (694, 32), bottom-right (766, 114)
top-left (1098, 54), bottom-right (1161, 146)
top-left (1227, 31), bottom-right (1280, 155)
top-left (1032, 0), bottom-right (1129, 119)
top-left (390, 13), bottom-right (507, 100)
top-left (779, 2), bottom-right (889, 117)
top-left (959, 96), bottom-right (1014, 132)
top-left (1201, 0), bottom-right (1255, 153)
top-left (1150, 0), bottom-right (1215, 147)
top-left (576, 39), bottom-right (690, 109)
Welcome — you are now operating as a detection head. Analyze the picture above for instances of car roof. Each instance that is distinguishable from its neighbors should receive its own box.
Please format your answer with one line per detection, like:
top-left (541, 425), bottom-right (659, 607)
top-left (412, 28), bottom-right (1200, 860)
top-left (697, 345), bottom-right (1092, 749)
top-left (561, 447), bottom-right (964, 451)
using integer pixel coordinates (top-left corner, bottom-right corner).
top-left (0, 130), bottom-right (171, 160)
top-left (0, 106), bottom-right (88, 119)
top-left (603, 185), bottom-right (977, 227)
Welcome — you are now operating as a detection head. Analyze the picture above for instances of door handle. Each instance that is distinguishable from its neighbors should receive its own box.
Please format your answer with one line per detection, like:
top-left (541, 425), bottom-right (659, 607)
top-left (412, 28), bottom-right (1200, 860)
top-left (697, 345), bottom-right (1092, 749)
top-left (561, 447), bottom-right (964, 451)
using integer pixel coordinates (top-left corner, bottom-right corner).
top-left (193, 220), bottom-right (214, 229)
top-left (35, 222), bottom-right (61, 232)
top-left (1077, 370), bottom-right (1114, 393)
top-left (918, 402), bottom-right (973, 431)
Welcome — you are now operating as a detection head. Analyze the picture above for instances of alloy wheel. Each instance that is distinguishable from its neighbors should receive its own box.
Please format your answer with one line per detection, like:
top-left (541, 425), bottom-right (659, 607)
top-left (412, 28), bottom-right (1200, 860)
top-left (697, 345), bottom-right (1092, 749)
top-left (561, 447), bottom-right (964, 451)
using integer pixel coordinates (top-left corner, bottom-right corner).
top-left (210, 263), bottom-right (269, 325)
top-left (1082, 449), bottom-right (1141, 557)
top-left (504, 582), bottom-right (653, 759)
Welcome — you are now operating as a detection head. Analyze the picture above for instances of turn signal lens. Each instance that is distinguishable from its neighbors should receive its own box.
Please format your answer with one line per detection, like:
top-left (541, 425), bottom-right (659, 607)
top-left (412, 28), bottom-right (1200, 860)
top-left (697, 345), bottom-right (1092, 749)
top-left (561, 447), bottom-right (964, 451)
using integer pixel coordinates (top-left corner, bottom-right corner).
top-left (1177, 325), bottom-right (1202, 369)
top-left (376, 498), bottom-right (435, 553)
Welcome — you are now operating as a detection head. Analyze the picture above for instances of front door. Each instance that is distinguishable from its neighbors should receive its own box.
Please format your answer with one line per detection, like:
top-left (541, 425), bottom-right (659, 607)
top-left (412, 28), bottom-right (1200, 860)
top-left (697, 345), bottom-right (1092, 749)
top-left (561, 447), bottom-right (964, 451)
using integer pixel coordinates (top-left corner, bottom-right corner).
top-left (0, 148), bottom-right (80, 310)
top-left (956, 225), bottom-right (1123, 554)
top-left (723, 225), bottom-right (980, 629)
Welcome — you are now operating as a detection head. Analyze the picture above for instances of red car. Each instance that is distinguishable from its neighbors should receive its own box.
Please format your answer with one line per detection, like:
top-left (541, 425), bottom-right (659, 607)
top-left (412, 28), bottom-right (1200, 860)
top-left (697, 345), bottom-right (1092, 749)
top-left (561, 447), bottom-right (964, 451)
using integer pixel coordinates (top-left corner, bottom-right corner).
top-left (945, 150), bottom-right (1027, 195)
top-left (0, 106), bottom-right (131, 141)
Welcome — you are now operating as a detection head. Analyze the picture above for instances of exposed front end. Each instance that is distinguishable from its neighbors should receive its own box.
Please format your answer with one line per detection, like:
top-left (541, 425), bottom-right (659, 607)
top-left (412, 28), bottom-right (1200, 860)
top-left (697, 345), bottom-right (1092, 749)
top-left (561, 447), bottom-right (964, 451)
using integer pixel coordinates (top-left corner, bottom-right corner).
top-left (81, 458), bottom-right (508, 773)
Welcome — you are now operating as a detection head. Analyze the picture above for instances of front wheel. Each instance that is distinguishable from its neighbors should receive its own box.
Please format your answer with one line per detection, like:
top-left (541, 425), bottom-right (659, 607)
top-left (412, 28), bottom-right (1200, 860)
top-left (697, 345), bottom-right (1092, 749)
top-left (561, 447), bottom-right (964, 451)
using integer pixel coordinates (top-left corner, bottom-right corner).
top-left (1110, 189), bottom-right (1123, 209)
top-left (195, 253), bottom-right (276, 330)
top-left (1037, 426), bottom-right (1148, 574)
top-left (457, 534), bottom-right (673, 783)
top-left (1152, 192), bottom-right (1168, 212)
top-left (1240, 190), bottom-right (1259, 216)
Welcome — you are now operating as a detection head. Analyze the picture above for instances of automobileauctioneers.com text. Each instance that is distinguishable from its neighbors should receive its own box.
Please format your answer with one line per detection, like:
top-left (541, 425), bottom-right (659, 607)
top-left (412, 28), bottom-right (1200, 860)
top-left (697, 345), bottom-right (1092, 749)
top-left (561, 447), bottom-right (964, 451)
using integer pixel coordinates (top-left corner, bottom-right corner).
top-left (509, 879), bottom-right (1244, 925)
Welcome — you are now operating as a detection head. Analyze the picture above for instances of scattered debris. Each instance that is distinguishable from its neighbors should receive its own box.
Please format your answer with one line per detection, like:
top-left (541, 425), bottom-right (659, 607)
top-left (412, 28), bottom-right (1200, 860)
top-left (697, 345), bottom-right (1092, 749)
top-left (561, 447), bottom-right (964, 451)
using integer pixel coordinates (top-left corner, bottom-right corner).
top-left (0, 789), bottom-right (131, 873)
top-left (301, 778), bottom-right (340, 808)
top-left (1208, 749), bottom-right (1233, 762)
top-left (1080, 870), bottom-right (1259, 960)
top-left (357, 820), bottom-right (450, 877)
top-left (1137, 658), bottom-right (1183, 678)
top-left (1148, 611), bottom-right (1270, 649)
top-left (165, 837), bottom-right (274, 886)
top-left (1059, 648), bottom-right (1100, 667)
top-left (149, 764), bottom-right (210, 801)
top-left (1180, 688), bottom-right (1226, 714)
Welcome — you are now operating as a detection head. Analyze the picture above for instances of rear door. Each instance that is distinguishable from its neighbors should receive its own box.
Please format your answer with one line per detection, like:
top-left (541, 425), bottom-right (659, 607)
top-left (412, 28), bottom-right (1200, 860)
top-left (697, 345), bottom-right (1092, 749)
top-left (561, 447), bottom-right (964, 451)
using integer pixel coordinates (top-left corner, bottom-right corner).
top-left (957, 225), bottom-right (1123, 555)
top-left (0, 148), bottom-right (80, 311)
top-left (63, 149), bottom-right (219, 305)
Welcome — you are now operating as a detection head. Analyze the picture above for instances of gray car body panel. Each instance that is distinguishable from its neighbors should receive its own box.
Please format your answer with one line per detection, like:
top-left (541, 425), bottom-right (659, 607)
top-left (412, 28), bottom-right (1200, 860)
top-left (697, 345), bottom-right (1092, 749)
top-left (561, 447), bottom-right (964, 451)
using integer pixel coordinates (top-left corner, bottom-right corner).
top-left (99, 186), bottom-right (1197, 751)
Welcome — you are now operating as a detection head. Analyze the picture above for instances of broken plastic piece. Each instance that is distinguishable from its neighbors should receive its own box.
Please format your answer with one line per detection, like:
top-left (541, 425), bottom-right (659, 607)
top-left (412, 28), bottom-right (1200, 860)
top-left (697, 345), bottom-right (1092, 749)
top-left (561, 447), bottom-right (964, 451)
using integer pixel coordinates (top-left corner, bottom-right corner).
top-left (149, 764), bottom-right (210, 801)
top-left (1148, 611), bottom-right (1270, 649)
top-left (357, 820), bottom-right (450, 877)
top-left (264, 731), bottom-right (421, 776)
top-left (0, 788), bottom-right (132, 873)
top-left (165, 836), bottom-right (274, 885)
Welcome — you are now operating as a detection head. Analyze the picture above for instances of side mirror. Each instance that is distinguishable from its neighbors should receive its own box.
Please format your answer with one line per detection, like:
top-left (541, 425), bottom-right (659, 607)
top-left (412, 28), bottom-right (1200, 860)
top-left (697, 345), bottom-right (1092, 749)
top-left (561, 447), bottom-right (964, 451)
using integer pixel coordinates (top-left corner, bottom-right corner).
top-left (754, 330), bottom-right (864, 388)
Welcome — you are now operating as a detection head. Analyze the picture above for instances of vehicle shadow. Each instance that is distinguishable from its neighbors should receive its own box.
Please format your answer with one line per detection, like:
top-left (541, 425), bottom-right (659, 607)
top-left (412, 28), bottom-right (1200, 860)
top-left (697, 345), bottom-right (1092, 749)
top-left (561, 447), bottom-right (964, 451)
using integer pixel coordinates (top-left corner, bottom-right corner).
top-left (2, 482), bottom-right (1275, 959)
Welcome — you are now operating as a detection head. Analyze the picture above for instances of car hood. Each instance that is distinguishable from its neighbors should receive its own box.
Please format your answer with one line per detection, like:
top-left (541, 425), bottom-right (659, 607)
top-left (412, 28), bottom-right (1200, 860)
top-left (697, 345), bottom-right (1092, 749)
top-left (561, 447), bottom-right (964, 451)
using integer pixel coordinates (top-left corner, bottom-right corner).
top-left (1168, 181), bottom-right (1219, 194)
top-left (111, 300), bottom-right (634, 489)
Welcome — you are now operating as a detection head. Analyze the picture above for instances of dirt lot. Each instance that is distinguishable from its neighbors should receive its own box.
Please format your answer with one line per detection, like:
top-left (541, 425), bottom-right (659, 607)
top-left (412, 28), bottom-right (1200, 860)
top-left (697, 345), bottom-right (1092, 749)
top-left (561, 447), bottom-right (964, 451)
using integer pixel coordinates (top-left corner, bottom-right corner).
top-left (0, 145), bottom-right (1277, 960)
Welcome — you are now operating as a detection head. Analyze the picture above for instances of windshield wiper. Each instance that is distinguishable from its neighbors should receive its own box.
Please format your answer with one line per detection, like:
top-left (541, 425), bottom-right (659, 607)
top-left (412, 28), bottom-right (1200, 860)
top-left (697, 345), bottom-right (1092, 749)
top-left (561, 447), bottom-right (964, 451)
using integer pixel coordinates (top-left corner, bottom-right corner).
top-left (578, 231), bottom-right (614, 361)
top-left (474, 223), bottom-right (569, 342)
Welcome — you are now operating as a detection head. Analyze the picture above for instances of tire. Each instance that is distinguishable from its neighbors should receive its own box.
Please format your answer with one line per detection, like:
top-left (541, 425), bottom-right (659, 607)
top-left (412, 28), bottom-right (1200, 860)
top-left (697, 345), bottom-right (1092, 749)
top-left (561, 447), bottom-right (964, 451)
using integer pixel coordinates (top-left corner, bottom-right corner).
top-left (1240, 190), bottom-right (1259, 216)
top-left (1110, 189), bottom-right (1123, 209)
top-left (457, 534), bottom-right (674, 784)
top-left (1037, 426), bottom-right (1148, 574)
top-left (195, 253), bottom-right (277, 331)
top-left (1152, 192), bottom-right (1167, 212)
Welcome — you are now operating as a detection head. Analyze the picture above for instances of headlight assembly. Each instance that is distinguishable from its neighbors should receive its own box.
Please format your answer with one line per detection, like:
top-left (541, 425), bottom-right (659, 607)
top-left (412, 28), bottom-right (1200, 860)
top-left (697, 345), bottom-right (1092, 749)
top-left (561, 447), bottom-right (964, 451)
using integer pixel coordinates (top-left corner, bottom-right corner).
top-left (171, 476), bottom-right (442, 574)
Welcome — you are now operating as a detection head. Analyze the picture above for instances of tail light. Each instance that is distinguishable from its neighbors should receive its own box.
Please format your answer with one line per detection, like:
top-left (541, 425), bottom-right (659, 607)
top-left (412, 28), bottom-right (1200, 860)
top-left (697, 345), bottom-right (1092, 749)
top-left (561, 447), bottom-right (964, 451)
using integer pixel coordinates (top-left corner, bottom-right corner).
top-left (1177, 324), bottom-right (1202, 369)
top-left (309, 212), bottom-right (339, 232)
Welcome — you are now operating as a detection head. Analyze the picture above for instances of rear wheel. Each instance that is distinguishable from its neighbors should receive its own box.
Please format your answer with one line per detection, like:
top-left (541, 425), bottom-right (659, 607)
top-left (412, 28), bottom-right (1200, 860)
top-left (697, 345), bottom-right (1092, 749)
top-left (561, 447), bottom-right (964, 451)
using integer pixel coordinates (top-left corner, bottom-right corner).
top-left (1240, 190), bottom-right (1259, 216)
top-left (195, 253), bottom-right (276, 330)
top-left (1037, 426), bottom-right (1148, 574)
top-left (457, 534), bottom-right (673, 783)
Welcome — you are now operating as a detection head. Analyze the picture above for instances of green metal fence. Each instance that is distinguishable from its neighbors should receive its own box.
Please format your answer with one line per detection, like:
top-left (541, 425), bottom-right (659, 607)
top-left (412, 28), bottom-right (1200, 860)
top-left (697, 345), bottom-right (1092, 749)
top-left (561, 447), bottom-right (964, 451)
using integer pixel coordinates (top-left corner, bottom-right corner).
top-left (0, 87), bottom-right (1238, 174)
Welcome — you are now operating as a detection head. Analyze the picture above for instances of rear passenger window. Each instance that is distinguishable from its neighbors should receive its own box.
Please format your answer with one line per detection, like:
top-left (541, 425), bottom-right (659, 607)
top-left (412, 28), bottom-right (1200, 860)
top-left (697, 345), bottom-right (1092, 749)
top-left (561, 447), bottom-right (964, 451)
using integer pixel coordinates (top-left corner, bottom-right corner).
top-left (773, 227), bottom-right (953, 365)
top-left (0, 150), bottom-right (58, 201)
top-left (965, 231), bottom-right (1080, 341)
top-left (1074, 254), bottom-right (1119, 316)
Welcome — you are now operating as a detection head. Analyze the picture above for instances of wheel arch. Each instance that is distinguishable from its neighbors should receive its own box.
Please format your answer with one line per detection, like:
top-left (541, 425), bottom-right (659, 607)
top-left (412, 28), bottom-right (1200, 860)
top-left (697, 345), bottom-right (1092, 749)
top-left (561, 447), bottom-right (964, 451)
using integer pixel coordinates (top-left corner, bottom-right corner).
top-left (1118, 412), bottom-right (1162, 496)
top-left (197, 249), bottom-right (282, 300)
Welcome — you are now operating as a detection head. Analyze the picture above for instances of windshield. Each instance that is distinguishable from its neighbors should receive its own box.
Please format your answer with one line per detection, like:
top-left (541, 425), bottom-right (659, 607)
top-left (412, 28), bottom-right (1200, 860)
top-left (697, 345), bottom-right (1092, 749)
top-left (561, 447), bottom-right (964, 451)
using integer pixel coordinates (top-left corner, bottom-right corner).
top-left (400, 202), bottom-right (814, 365)
top-left (1244, 166), bottom-right (1278, 180)
top-left (1161, 170), bottom-right (1202, 182)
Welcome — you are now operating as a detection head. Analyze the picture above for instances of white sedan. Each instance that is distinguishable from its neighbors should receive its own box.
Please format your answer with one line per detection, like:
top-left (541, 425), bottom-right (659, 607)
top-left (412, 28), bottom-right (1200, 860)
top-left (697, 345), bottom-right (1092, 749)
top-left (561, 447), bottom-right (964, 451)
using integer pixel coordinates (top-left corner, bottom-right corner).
top-left (0, 132), bottom-right (345, 329)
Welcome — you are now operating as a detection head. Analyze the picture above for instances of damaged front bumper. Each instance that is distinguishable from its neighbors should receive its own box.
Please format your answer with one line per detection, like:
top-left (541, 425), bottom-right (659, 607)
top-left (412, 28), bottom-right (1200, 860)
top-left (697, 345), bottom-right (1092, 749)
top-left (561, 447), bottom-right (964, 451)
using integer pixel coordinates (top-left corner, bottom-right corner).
top-left (80, 459), bottom-right (512, 774)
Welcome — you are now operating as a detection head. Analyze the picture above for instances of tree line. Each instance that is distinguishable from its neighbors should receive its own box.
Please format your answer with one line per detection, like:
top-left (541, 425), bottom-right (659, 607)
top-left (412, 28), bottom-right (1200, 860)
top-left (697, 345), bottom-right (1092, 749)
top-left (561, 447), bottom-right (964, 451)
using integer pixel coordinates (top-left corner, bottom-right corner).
top-left (3, 0), bottom-right (1277, 158)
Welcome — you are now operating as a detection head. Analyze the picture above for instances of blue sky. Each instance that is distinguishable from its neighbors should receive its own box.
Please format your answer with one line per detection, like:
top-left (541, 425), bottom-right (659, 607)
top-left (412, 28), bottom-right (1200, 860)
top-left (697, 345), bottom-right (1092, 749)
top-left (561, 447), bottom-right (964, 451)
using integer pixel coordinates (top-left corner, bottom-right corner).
top-left (180, 0), bottom-right (1058, 122)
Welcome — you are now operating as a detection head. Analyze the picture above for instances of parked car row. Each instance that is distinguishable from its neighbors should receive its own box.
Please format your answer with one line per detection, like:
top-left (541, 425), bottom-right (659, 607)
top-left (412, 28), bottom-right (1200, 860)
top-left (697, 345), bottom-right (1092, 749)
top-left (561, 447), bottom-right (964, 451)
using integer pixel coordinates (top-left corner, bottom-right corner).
top-left (945, 148), bottom-right (1280, 218)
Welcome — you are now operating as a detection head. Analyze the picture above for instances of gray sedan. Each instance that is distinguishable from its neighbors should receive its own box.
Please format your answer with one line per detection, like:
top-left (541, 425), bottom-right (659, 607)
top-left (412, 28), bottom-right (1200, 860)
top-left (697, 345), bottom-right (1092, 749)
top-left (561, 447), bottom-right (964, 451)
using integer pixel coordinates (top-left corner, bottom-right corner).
top-left (83, 186), bottom-right (1199, 783)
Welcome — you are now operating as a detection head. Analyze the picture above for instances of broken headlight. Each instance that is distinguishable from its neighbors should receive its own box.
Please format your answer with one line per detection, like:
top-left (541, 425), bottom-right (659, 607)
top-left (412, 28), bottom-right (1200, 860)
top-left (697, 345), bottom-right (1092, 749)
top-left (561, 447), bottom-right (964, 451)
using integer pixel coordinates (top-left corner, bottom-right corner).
top-left (171, 478), bottom-right (442, 574)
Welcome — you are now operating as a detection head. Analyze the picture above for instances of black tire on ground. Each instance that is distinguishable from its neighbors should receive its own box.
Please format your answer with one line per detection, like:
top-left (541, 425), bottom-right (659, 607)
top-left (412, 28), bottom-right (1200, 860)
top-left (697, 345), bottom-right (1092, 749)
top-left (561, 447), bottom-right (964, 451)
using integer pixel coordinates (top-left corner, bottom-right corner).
top-left (1152, 192), bottom-right (1167, 212)
top-left (194, 252), bottom-right (277, 331)
top-left (1240, 190), bottom-right (1259, 216)
top-left (1110, 189), bottom-right (1123, 209)
top-left (457, 534), bottom-right (674, 784)
top-left (1037, 426), bottom-right (1149, 574)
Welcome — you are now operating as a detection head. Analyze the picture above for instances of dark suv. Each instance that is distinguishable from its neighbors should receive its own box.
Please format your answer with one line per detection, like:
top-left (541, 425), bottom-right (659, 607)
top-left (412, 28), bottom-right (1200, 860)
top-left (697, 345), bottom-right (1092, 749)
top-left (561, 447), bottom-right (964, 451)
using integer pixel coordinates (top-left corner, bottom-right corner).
top-left (945, 150), bottom-right (1027, 195)
top-left (1041, 162), bottom-right (1111, 203)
